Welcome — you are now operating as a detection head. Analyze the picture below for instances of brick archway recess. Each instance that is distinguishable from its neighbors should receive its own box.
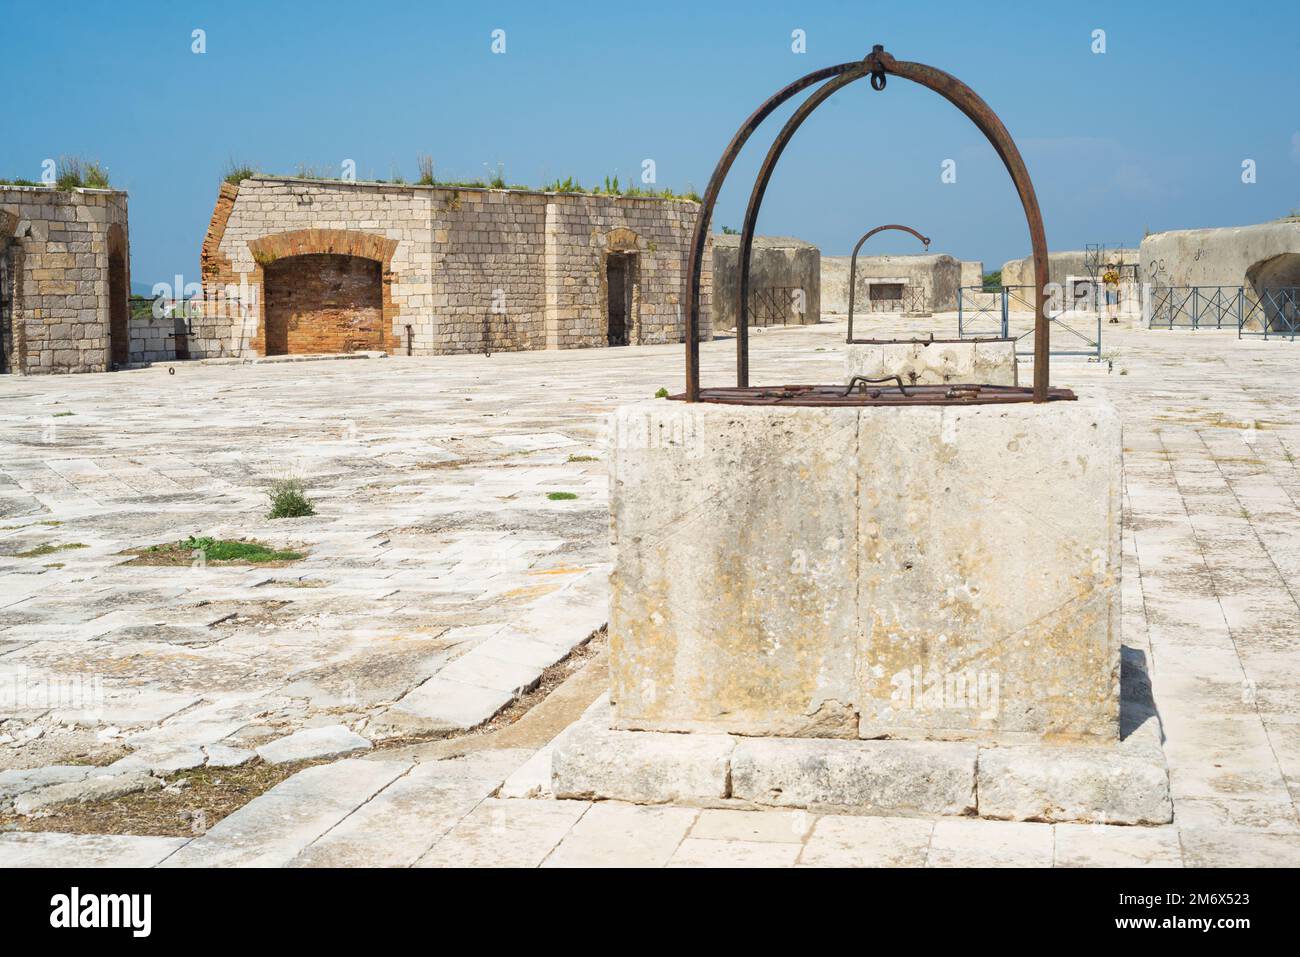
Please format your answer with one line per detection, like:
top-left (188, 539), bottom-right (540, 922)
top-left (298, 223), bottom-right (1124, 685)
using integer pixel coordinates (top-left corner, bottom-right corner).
top-left (246, 229), bottom-right (401, 355)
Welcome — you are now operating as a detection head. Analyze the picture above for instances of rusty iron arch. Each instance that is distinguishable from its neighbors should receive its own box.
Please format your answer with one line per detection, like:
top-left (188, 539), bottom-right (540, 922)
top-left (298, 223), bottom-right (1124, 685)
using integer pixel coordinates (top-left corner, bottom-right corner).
top-left (684, 44), bottom-right (1050, 402)
top-left (845, 224), bottom-right (930, 343)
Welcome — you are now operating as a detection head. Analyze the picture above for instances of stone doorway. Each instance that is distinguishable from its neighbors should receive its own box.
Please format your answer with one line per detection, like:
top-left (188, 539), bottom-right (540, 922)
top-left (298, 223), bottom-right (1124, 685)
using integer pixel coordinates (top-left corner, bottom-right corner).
top-left (263, 254), bottom-right (384, 356)
top-left (108, 245), bottom-right (129, 368)
top-left (606, 252), bottom-right (636, 347)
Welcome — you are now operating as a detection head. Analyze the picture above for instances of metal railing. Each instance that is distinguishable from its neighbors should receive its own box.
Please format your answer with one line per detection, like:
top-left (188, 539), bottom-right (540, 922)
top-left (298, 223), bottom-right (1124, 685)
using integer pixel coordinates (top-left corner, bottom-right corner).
top-left (1146, 285), bottom-right (1241, 331)
top-left (1146, 285), bottom-right (1300, 340)
top-left (957, 284), bottom-right (1102, 357)
top-left (1240, 287), bottom-right (1300, 339)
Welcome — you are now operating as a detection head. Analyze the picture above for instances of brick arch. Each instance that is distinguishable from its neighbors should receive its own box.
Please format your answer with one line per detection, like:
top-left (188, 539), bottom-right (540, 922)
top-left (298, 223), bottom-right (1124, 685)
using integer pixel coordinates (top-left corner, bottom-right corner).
top-left (604, 227), bottom-right (640, 252)
top-left (246, 229), bottom-right (401, 355)
top-left (0, 208), bottom-right (17, 242)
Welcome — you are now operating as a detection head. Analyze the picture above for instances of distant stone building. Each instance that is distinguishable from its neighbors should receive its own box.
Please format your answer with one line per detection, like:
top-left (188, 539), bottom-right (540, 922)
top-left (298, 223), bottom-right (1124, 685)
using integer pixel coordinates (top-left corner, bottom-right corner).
top-left (710, 234), bottom-right (819, 329)
top-left (194, 177), bottom-right (710, 359)
top-left (0, 185), bottom-right (130, 374)
top-left (1001, 248), bottom-right (1141, 315)
top-left (821, 253), bottom-right (962, 316)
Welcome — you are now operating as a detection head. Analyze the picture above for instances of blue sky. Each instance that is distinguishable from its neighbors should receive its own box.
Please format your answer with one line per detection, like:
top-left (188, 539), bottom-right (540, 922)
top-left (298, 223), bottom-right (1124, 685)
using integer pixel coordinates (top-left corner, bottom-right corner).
top-left (2, 0), bottom-right (1296, 288)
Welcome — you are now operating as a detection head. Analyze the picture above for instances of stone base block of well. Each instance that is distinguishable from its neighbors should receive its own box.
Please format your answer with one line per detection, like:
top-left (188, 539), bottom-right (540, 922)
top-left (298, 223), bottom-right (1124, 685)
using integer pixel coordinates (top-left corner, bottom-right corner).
top-left (845, 337), bottom-right (1017, 385)
top-left (549, 707), bottom-right (1171, 823)
top-left (609, 395), bottom-right (1121, 744)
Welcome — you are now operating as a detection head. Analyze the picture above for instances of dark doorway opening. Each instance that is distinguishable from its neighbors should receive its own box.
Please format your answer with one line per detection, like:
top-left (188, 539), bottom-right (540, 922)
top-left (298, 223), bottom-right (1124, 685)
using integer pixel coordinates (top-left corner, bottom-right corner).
top-left (108, 247), bottom-right (129, 368)
top-left (606, 252), bottom-right (634, 346)
top-left (1, 244), bottom-right (12, 373)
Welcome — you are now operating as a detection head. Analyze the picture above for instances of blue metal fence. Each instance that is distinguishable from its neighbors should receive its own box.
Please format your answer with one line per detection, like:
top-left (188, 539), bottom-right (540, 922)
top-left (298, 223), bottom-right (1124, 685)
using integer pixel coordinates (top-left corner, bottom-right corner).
top-left (957, 285), bottom-right (1102, 358)
top-left (1146, 285), bottom-right (1300, 340)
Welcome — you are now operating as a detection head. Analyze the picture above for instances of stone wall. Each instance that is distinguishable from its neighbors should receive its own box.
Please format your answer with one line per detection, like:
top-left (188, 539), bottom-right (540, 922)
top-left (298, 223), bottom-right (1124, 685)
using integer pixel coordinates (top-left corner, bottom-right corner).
top-left (0, 186), bottom-right (130, 374)
top-left (710, 234), bottom-right (820, 329)
top-left (1140, 220), bottom-right (1300, 291)
top-left (129, 312), bottom-right (179, 365)
top-left (821, 253), bottom-right (962, 315)
top-left (959, 260), bottom-right (983, 290)
top-left (198, 177), bottom-right (710, 359)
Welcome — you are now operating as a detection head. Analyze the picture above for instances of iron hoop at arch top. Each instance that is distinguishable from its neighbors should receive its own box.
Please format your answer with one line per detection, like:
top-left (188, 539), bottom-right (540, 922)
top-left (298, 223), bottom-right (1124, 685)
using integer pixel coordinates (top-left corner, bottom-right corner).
top-left (845, 224), bottom-right (930, 343)
top-left (683, 44), bottom-right (1051, 402)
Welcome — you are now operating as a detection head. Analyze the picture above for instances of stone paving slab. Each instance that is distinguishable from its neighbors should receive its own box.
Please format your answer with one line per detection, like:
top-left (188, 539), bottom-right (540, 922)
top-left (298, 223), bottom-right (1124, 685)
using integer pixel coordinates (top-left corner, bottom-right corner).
top-left (160, 759), bottom-right (411, 868)
top-left (540, 802), bottom-right (699, 868)
top-left (416, 797), bottom-right (591, 868)
top-left (0, 832), bottom-right (190, 868)
top-left (292, 749), bottom-right (533, 867)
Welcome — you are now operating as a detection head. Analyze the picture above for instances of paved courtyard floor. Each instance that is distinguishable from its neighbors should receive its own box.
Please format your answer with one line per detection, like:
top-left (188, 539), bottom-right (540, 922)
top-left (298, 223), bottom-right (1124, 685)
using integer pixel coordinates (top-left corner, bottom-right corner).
top-left (3, 313), bottom-right (1300, 865)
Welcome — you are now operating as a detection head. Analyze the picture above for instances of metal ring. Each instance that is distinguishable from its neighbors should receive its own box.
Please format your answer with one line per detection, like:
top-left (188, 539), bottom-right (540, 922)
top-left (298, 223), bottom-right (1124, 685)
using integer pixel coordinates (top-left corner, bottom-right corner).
top-left (870, 71), bottom-right (887, 91)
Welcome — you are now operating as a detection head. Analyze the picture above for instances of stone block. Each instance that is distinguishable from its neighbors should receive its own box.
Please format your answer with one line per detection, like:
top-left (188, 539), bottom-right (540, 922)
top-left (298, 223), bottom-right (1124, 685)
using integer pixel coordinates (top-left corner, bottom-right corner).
top-left (552, 724), bottom-right (733, 804)
top-left (609, 396), bottom-right (1122, 743)
top-left (976, 742), bottom-right (1173, 824)
top-left (729, 737), bottom-right (977, 814)
top-left (845, 338), bottom-right (1017, 386)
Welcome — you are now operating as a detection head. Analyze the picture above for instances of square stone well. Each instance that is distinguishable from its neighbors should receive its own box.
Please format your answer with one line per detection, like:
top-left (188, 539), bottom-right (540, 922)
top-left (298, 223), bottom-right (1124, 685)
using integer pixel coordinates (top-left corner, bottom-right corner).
top-left (846, 337), bottom-right (1018, 387)
top-left (607, 394), bottom-right (1121, 745)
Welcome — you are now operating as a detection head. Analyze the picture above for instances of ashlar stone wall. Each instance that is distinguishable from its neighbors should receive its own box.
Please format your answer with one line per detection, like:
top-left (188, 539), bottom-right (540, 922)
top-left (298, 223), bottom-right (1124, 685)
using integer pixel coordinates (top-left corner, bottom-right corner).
top-left (0, 186), bottom-right (130, 374)
top-left (197, 177), bottom-right (711, 359)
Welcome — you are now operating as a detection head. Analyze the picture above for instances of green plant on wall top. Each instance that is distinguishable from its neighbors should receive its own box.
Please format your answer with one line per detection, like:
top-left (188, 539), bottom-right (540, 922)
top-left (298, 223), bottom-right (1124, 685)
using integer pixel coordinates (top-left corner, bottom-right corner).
top-left (55, 156), bottom-right (110, 191)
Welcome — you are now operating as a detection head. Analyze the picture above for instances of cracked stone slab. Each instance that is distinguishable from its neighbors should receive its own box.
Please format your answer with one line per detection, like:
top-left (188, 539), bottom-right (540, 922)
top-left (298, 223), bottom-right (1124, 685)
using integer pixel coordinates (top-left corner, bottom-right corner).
top-left (0, 832), bottom-right (190, 868)
top-left (376, 677), bottom-right (514, 734)
top-left (0, 765), bottom-right (92, 808)
top-left (161, 759), bottom-right (411, 868)
top-left (291, 749), bottom-right (533, 867)
top-left (417, 797), bottom-right (591, 868)
top-left (13, 771), bottom-right (162, 816)
top-left (203, 744), bottom-right (255, 767)
top-left (730, 737), bottom-right (977, 815)
top-left (255, 724), bottom-right (372, 765)
top-left (108, 744), bottom-right (206, 775)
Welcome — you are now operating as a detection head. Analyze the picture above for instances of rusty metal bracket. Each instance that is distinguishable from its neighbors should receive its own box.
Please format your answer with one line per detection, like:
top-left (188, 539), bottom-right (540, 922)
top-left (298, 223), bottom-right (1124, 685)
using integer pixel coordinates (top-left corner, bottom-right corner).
top-left (845, 224), bottom-right (931, 343)
top-left (684, 44), bottom-right (1052, 403)
top-left (843, 374), bottom-right (909, 398)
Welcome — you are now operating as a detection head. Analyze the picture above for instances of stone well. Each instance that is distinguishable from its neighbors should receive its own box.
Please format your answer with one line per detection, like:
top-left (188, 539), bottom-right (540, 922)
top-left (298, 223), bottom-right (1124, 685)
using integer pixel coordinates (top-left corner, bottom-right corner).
top-left (549, 45), bottom-right (1170, 825)
top-left (845, 337), bottom-right (1018, 387)
top-left (552, 392), bottom-right (1171, 824)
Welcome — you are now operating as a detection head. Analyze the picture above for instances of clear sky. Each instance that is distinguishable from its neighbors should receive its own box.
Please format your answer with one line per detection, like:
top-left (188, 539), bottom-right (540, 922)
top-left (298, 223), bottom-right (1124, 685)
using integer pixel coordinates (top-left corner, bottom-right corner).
top-left (2, 0), bottom-right (1296, 289)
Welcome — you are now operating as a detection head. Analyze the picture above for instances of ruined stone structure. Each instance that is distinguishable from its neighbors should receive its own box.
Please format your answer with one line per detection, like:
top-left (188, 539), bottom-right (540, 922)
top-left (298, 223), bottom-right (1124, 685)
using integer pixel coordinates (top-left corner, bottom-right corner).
top-left (821, 253), bottom-right (961, 316)
top-left (0, 186), bottom-right (130, 374)
top-left (195, 177), bottom-right (710, 359)
top-left (710, 234), bottom-right (819, 329)
top-left (1140, 219), bottom-right (1300, 295)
